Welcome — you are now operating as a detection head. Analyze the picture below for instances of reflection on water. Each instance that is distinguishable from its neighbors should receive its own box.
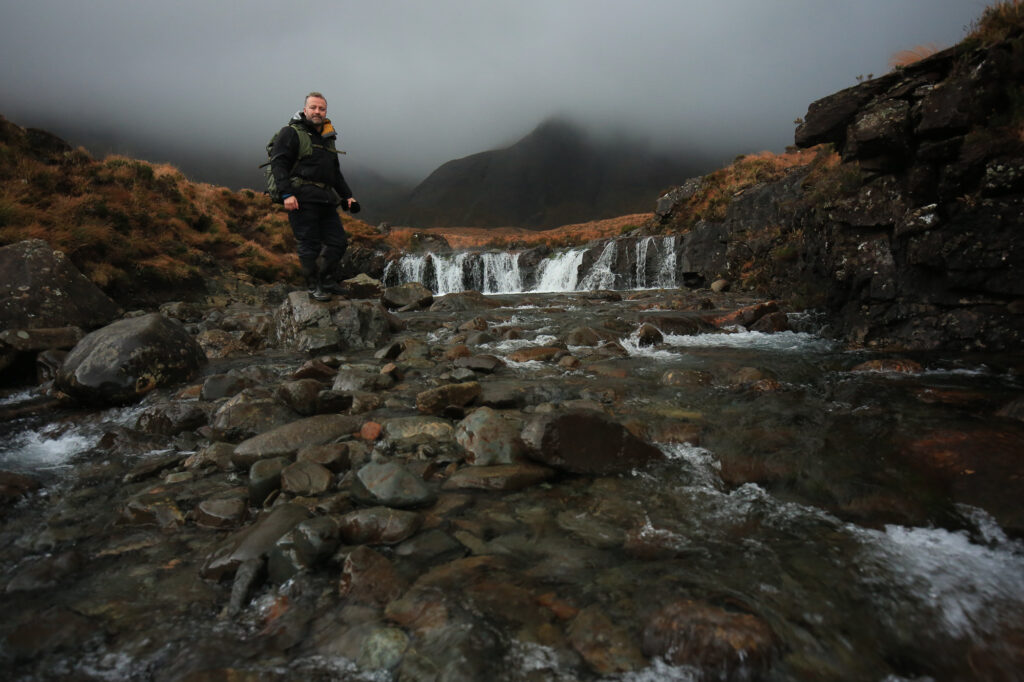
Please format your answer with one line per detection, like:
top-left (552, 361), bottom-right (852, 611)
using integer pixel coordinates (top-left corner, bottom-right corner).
top-left (2, 291), bottom-right (1022, 681)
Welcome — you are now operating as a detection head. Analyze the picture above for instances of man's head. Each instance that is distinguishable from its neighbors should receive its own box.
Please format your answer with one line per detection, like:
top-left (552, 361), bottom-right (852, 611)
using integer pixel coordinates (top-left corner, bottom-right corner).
top-left (303, 92), bottom-right (327, 126)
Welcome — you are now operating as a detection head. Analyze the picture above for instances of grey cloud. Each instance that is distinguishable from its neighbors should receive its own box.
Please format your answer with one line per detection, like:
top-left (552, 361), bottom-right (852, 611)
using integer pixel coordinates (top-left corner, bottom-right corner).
top-left (0, 0), bottom-right (981, 187)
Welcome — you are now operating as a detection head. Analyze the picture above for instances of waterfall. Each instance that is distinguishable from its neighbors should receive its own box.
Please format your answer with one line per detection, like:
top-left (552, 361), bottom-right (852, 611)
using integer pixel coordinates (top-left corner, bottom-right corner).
top-left (534, 249), bottom-right (586, 292)
top-left (481, 252), bottom-right (522, 293)
top-left (579, 241), bottom-right (617, 290)
top-left (384, 237), bottom-right (681, 295)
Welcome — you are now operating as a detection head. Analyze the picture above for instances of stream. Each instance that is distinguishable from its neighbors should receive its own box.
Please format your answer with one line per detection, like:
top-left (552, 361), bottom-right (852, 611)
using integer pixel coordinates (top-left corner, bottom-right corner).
top-left (1, 285), bottom-right (1022, 681)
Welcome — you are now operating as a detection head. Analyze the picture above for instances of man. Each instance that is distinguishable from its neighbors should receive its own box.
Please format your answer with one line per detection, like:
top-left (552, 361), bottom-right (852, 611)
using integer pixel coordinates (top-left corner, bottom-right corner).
top-left (270, 92), bottom-right (358, 301)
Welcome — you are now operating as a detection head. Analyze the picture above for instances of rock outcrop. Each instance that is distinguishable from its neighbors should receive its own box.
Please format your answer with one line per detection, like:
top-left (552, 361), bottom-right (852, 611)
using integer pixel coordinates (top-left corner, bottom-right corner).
top-left (55, 312), bottom-right (207, 405)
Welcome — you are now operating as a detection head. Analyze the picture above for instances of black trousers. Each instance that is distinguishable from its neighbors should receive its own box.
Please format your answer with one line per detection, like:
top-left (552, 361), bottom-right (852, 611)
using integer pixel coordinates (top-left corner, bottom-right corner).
top-left (287, 203), bottom-right (349, 280)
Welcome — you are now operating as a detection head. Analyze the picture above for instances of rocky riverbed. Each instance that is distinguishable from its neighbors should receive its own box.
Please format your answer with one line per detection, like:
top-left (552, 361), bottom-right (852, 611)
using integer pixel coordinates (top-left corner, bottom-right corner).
top-left (2, 284), bottom-right (1023, 681)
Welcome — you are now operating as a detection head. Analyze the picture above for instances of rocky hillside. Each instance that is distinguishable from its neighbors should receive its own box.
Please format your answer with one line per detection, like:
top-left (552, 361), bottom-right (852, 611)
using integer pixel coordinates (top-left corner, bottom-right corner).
top-left (396, 119), bottom-right (711, 229)
top-left (0, 117), bottom-right (385, 308)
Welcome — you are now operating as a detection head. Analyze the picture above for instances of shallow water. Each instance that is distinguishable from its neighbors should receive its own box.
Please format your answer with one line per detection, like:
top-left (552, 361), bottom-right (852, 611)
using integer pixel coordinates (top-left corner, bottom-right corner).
top-left (1, 290), bottom-right (1022, 680)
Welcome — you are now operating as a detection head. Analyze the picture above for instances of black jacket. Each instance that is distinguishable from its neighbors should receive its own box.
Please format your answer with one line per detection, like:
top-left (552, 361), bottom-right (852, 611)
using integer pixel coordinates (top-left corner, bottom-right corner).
top-left (270, 112), bottom-right (352, 206)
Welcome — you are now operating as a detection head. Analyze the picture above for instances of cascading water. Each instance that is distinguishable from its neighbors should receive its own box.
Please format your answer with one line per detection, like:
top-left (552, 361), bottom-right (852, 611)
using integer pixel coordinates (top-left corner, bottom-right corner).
top-left (385, 236), bottom-right (683, 294)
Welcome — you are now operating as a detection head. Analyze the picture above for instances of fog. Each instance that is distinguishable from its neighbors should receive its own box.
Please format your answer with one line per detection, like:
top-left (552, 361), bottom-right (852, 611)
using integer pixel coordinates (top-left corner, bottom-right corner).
top-left (0, 0), bottom-right (983, 188)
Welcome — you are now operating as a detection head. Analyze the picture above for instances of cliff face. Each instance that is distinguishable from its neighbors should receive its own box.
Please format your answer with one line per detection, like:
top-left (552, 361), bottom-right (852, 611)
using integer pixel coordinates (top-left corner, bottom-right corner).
top-left (656, 35), bottom-right (1024, 351)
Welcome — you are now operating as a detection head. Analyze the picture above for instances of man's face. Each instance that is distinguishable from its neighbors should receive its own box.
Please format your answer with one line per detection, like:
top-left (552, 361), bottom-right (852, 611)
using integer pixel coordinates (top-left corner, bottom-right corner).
top-left (304, 97), bottom-right (327, 125)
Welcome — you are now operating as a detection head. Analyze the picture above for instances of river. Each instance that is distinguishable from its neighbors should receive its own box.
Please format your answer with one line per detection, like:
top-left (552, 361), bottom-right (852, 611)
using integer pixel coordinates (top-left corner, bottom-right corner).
top-left (1, 274), bottom-right (1022, 680)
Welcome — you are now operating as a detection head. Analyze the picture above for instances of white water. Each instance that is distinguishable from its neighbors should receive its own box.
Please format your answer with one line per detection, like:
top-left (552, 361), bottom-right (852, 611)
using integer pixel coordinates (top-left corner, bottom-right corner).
top-left (385, 237), bottom-right (684, 294)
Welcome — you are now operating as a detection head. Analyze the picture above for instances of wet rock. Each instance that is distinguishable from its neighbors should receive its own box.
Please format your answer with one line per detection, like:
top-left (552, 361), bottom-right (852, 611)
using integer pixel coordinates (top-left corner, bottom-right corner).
top-left (273, 293), bottom-right (393, 353)
top-left (248, 457), bottom-right (291, 505)
top-left (200, 373), bottom-right (253, 401)
top-left (455, 406), bottom-right (527, 465)
top-left (507, 346), bottom-right (563, 363)
top-left (442, 463), bottom-right (556, 491)
top-left (195, 329), bottom-right (250, 359)
top-left (382, 282), bottom-right (433, 310)
top-left (357, 626), bottom-right (410, 671)
top-left (122, 492), bottom-right (185, 529)
top-left (342, 273), bottom-right (384, 299)
top-left (452, 354), bottom-right (505, 374)
top-left (280, 460), bottom-right (334, 496)
top-left (338, 506), bottom-right (423, 545)
top-left (638, 312), bottom-right (716, 335)
top-left (382, 416), bottom-right (454, 441)
top-left (267, 516), bottom-right (341, 583)
top-left (415, 381), bottom-right (481, 414)
top-left (635, 323), bottom-right (663, 347)
top-left (316, 389), bottom-right (355, 413)
top-left (429, 290), bottom-right (499, 312)
top-left (232, 414), bottom-right (363, 465)
top-left (194, 497), bottom-right (249, 529)
top-left (394, 528), bottom-right (467, 565)
top-left (55, 313), bottom-right (206, 405)
top-left (0, 239), bottom-right (121, 331)
top-left (568, 605), bottom-right (646, 674)
top-left (642, 600), bottom-right (776, 680)
top-left (209, 389), bottom-right (299, 443)
top-left (660, 368), bottom-right (713, 388)
top-left (4, 606), bottom-right (103, 661)
top-left (851, 358), bottom-right (924, 373)
top-left (996, 397), bottom-right (1024, 422)
top-left (352, 460), bottom-right (437, 508)
top-left (565, 326), bottom-right (614, 346)
top-left (903, 428), bottom-right (1024, 534)
top-left (521, 410), bottom-right (662, 475)
top-left (187, 442), bottom-right (236, 471)
top-left (296, 442), bottom-right (350, 472)
top-left (338, 545), bottom-right (407, 606)
top-left (5, 550), bottom-right (83, 592)
top-left (750, 311), bottom-right (791, 333)
top-left (275, 378), bottom-right (323, 415)
top-left (0, 470), bottom-right (41, 507)
top-left (556, 510), bottom-right (627, 549)
top-left (201, 503), bottom-right (311, 581)
top-left (333, 366), bottom-right (390, 392)
top-left (134, 401), bottom-right (211, 436)
top-left (292, 358), bottom-right (338, 381)
top-left (715, 301), bottom-right (780, 329)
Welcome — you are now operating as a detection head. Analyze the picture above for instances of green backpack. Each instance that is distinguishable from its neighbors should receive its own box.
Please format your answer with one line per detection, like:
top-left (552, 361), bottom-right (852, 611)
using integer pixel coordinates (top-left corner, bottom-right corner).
top-left (260, 123), bottom-right (344, 203)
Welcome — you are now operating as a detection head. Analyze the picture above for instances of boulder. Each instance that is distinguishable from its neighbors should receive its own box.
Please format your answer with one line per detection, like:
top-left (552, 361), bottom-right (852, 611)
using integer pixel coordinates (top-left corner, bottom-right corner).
top-left (338, 506), bottom-right (423, 545)
top-left (200, 503), bottom-right (311, 581)
top-left (521, 410), bottom-right (662, 475)
top-left (642, 600), bottom-right (776, 679)
top-left (273, 292), bottom-right (393, 353)
top-left (381, 282), bottom-right (433, 311)
top-left (454, 407), bottom-right (527, 466)
top-left (232, 414), bottom-right (363, 463)
top-left (352, 460), bottom-right (436, 508)
top-left (416, 381), bottom-right (481, 415)
top-left (55, 313), bottom-right (206, 405)
top-left (0, 239), bottom-right (121, 331)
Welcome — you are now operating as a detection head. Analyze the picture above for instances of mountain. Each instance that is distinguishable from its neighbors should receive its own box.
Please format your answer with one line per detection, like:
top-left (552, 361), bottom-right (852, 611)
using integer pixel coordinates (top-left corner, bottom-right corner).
top-left (394, 119), bottom-right (713, 229)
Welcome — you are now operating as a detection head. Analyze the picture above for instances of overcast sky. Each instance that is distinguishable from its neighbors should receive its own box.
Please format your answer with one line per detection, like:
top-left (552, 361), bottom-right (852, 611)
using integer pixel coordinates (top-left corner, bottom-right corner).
top-left (0, 0), bottom-right (984, 187)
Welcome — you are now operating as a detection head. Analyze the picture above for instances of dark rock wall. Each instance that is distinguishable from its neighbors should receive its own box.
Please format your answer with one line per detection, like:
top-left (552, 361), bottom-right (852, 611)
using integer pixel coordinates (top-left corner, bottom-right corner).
top-left (657, 35), bottom-right (1024, 351)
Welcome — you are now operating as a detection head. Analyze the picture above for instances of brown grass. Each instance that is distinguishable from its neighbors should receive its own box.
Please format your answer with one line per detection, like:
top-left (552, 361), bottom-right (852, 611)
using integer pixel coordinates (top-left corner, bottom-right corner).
top-left (889, 43), bottom-right (943, 69)
top-left (0, 115), bottom-right (382, 303)
top-left (967, 0), bottom-right (1024, 45)
top-left (382, 213), bottom-right (652, 251)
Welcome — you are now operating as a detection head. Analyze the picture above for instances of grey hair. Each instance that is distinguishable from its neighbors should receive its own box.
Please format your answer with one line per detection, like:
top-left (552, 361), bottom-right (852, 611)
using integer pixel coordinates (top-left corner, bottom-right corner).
top-left (305, 91), bottom-right (327, 105)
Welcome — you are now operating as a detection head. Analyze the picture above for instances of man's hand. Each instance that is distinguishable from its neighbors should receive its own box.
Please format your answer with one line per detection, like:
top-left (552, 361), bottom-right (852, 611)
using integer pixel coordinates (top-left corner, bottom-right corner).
top-left (284, 196), bottom-right (299, 211)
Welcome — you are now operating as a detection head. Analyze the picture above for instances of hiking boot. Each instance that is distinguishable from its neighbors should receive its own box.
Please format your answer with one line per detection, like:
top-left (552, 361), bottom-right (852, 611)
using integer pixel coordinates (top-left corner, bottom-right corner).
top-left (311, 286), bottom-right (332, 302)
top-left (321, 280), bottom-right (345, 296)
